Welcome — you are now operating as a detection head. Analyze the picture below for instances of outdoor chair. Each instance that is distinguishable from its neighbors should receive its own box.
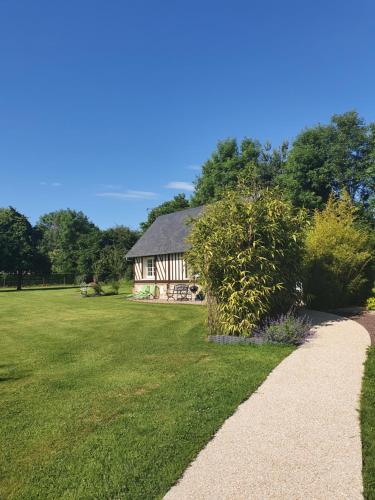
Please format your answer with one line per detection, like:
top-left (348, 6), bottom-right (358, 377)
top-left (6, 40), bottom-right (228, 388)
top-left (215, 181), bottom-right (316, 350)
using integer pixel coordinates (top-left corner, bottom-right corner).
top-left (126, 284), bottom-right (151, 299)
top-left (167, 284), bottom-right (192, 301)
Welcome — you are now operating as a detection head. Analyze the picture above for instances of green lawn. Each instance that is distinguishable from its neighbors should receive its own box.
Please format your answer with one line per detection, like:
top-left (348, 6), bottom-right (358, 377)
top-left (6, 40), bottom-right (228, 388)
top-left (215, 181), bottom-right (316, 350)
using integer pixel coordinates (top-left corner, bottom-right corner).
top-left (361, 346), bottom-right (375, 499)
top-left (0, 288), bottom-right (293, 499)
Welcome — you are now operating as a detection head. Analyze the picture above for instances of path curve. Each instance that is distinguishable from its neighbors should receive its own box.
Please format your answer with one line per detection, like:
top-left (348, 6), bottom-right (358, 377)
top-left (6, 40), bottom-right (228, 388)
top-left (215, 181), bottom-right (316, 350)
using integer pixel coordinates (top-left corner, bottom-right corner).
top-left (165, 311), bottom-right (370, 500)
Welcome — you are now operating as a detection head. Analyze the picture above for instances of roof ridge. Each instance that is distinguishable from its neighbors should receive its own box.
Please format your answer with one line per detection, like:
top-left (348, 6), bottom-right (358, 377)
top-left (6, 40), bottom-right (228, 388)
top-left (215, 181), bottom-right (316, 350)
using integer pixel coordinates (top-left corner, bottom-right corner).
top-left (155, 205), bottom-right (204, 220)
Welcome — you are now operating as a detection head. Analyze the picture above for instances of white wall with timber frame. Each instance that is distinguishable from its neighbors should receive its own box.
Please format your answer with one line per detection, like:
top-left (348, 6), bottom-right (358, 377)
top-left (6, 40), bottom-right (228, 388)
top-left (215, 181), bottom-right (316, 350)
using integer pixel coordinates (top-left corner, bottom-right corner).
top-left (133, 253), bottom-right (189, 283)
top-left (133, 253), bottom-right (190, 298)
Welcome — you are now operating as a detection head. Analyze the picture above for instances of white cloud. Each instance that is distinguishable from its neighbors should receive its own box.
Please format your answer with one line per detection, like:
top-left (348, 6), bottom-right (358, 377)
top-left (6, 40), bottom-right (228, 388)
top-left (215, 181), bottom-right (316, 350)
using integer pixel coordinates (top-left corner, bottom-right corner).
top-left (165, 181), bottom-right (194, 192)
top-left (40, 181), bottom-right (62, 187)
top-left (96, 190), bottom-right (157, 200)
top-left (186, 164), bottom-right (201, 171)
top-left (100, 183), bottom-right (122, 190)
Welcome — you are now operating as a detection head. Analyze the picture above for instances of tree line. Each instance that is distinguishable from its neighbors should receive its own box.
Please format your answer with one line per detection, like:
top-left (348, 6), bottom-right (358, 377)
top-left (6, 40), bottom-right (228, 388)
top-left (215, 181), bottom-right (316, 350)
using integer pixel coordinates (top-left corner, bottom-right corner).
top-left (1, 110), bottom-right (374, 290)
top-left (0, 208), bottom-right (139, 289)
top-left (142, 111), bottom-right (375, 229)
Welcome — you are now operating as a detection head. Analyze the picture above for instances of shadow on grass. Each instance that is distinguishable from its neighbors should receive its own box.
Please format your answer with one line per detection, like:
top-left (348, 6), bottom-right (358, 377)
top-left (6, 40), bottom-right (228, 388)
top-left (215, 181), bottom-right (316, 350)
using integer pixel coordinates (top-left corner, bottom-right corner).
top-left (0, 364), bottom-right (31, 383)
top-left (0, 286), bottom-right (79, 293)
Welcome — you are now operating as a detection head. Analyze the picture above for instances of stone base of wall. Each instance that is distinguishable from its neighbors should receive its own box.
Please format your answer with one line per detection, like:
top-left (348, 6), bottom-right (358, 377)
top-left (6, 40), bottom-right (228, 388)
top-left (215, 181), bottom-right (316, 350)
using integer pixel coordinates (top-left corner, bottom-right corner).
top-left (133, 282), bottom-right (202, 301)
top-left (208, 335), bottom-right (266, 345)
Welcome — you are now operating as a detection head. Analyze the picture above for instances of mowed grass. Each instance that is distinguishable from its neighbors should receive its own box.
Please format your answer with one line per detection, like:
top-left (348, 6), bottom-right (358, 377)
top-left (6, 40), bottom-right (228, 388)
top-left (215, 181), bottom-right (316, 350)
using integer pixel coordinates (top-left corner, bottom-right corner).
top-left (361, 346), bottom-right (375, 499)
top-left (0, 288), bottom-right (293, 499)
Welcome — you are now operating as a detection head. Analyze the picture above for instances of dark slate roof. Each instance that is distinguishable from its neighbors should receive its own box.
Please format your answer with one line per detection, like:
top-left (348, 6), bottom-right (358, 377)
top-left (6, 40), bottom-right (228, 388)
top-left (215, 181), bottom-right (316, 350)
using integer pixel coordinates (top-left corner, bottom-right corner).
top-left (126, 206), bottom-right (205, 258)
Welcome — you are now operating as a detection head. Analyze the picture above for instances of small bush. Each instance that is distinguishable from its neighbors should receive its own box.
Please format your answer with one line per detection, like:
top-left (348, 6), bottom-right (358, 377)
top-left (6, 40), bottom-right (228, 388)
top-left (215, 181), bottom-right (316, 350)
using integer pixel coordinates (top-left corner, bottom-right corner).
top-left (88, 282), bottom-right (102, 295)
top-left (367, 297), bottom-right (375, 311)
top-left (103, 280), bottom-right (120, 295)
top-left (259, 313), bottom-right (312, 345)
top-left (303, 193), bottom-right (373, 309)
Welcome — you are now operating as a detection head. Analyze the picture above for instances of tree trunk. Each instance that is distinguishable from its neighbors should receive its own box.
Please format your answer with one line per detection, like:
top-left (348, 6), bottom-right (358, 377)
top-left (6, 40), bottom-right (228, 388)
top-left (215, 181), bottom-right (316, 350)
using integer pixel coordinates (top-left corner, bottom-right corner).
top-left (207, 291), bottom-right (219, 336)
top-left (16, 270), bottom-right (23, 291)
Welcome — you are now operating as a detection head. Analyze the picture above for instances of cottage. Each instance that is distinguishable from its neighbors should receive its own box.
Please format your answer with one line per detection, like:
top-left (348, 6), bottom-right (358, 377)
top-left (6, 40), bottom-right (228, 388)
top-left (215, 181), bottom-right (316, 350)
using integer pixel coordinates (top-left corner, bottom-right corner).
top-left (125, 206), bottom-right (204, 299)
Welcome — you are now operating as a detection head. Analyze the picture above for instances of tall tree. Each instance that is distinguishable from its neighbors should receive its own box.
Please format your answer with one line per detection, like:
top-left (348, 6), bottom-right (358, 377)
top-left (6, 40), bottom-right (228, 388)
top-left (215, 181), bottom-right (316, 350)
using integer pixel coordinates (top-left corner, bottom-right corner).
top-left (94, 246), bottom-right (126, 283)
top-left (76, 228), bottom-right (102, 278)
top-left (140, 193), bottom-right (190, 232)
top-left (191, 138), bottom-right (287, 206)
top-left (281, 111), bottom-right (375, 219)
top-left (0, 207), bottom-right (48, 290)
top-left (239, 139), bottom-right (289, 190)
top-left (96, 225), bottom-right (140, 280)
top-left (192, 139), bottom-right (241, 206)
top-left (100, 225), bottom-right (139, 250)
top-left (36, 209), bottom-right (100, 276)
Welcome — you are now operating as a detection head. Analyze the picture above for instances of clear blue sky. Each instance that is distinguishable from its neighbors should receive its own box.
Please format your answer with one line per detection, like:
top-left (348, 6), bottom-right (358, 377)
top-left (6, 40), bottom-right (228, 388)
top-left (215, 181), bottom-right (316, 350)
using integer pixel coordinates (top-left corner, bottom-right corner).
top-left (1, 0), bottom-right (374, 229)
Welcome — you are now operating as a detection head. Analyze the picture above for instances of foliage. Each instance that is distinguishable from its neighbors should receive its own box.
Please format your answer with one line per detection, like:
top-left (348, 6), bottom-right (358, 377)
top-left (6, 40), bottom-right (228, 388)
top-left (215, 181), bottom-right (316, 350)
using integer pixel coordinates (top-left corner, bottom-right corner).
top-left (0, 207), bottom-right (49, 290)
top-left (1, 207), bottom-right (138, 285)
top-left (186, 189), bottom-right (306, 336)
top-left (36, 209), bottom-right (100, 276)
top-left (140, 193), bottom-right (190, 232)
top-left (361, 347), bottom-right (375, 499)
top-left (108, 280), bottom-right (120, 295)
top-left (100, 225), bottom-right (139, 251)
top-left (303, 193), bottom-right (373, 309)
top-left (0, 288), bottom-right (292, 499)
top-left (259, 312), bottom-right (311, 345)
top-left (88, 281), bottom-right (102, 295)
top-left (191, 111), bottom-right (374, 226)
top-left (98, 280), bottom-right (121, 296)
top-left (76, 228), bottom-right (102, 278)
top-left (191, 138), bottom-right (288, 206)
top-left (36, 213), bottom-right (139, 282)
top-left (281, 111), bottom-right (375, 222)
top-left (367, 297), bottom-right (375, 311)
top-left (94, 246), bottom-right (126, 282)
top-left (98, 225), bottom-right (139, 280)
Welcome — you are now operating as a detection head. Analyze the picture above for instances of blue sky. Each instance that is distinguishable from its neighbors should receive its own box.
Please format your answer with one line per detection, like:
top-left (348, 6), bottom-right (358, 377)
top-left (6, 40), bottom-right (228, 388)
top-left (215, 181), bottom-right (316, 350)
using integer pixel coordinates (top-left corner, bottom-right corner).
top-left (1, 0), bottom-right (374, 229)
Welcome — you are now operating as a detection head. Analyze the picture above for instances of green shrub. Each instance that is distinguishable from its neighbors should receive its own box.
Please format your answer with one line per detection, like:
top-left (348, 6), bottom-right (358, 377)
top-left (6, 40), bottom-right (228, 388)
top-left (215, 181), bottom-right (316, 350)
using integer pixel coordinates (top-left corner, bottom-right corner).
top-left (186, 188), bottom-right (306, 336)
top-left (94, 247), bottom-right (126, 283)
top-left (303, 193), bottom-right (373, 309)
top-left (88, 282), bottom-right (102, 295)
top-left (367, 297), bottom-right (375, 311)
top-left (106, 280), bottom-right (120, 295)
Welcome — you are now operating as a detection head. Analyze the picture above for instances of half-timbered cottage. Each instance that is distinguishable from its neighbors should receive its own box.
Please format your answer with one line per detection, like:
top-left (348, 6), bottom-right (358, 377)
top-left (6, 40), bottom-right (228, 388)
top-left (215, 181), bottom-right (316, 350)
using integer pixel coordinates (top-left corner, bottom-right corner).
top-left (125, 206), bottom-right (204, 299)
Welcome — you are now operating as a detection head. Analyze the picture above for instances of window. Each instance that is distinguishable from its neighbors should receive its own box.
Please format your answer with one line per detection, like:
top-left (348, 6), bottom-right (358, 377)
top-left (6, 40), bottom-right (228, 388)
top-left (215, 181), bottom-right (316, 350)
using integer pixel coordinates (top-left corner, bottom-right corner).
top-left (146, 257), bottom-right (155, 278)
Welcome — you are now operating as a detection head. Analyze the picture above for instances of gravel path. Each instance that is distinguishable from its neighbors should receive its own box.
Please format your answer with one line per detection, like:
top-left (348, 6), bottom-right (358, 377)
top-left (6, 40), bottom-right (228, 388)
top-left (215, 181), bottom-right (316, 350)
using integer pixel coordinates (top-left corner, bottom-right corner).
top-left (354, 312), bottom-right (375, 345)
top-left (165, 310), bottom-right (370, 500)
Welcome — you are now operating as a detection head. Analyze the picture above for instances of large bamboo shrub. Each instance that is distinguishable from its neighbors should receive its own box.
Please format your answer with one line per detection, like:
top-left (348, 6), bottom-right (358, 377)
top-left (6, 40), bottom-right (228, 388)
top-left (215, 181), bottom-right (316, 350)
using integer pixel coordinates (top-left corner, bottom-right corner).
top-left (186, 189), bottom-right (305, 336)
top-left (303, 193), bottom-right (373, 309)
